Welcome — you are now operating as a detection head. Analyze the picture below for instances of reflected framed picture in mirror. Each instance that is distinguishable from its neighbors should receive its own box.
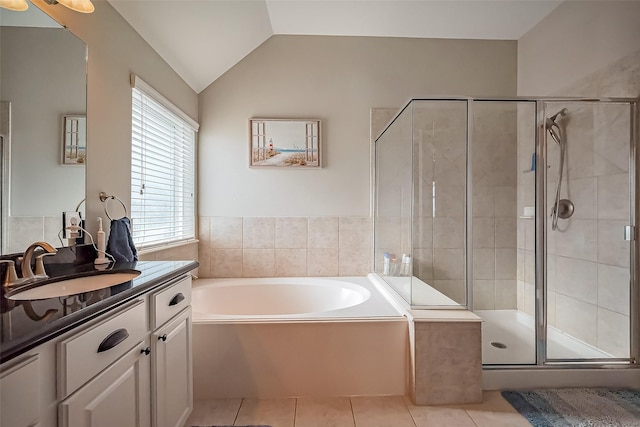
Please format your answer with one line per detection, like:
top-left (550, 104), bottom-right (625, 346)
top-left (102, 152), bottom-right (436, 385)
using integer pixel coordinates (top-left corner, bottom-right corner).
top-left (62, 114), bottom-right (86, 165)
top-left (249, 118), bottom-right (321, 168)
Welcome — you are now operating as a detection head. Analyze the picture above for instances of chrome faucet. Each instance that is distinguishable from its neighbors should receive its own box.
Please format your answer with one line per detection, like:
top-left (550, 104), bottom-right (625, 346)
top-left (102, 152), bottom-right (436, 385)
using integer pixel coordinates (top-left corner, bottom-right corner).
top-left (21, 241), bottom-right (57, 280)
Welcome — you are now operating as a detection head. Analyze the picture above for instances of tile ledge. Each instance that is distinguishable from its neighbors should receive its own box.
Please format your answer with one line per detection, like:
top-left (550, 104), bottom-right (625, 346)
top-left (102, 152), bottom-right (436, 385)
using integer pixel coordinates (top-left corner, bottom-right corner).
top-left (410, 309), bottom-right (482, 322)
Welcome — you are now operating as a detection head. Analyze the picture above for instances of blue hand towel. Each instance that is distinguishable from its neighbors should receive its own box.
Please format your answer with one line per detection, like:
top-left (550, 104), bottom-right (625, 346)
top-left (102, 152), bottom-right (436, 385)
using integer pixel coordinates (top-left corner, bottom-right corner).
top-left (106, 217), bottom-right (138, 263)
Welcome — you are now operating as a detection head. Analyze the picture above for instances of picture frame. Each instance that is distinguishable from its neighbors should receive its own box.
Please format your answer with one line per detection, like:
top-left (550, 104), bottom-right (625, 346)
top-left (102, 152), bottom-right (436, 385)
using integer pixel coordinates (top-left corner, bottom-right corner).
top-left (249, 118), bottom-right (321, 168)
top-left (62, 114), bottom-right (87, 165)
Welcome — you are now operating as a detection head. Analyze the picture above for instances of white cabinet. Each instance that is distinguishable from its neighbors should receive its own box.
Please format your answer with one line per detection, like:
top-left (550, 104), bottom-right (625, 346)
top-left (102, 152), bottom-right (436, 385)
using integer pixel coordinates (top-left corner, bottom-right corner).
top-left (149, 274), bottom-right (193, 427)
top-left (59, 340), bottom-right (151, 427)
top-left (0, 354), bottom-right (41, 427)
top-left (151, 308), bottom-right (192, 427)
top-left (1, 271), bottom-right (194, 427)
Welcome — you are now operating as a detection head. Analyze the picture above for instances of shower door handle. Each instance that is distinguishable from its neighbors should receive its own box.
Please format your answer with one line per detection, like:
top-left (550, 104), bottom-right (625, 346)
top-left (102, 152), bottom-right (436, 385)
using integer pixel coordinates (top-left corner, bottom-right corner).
top-left (624, 225), bottom-right (635, 241)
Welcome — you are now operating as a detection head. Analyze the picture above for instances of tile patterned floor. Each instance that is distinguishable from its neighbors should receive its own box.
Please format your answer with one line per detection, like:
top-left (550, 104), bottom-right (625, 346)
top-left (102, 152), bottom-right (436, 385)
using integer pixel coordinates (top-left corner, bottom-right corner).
top-left (185, 392), bottom-right (531, 427)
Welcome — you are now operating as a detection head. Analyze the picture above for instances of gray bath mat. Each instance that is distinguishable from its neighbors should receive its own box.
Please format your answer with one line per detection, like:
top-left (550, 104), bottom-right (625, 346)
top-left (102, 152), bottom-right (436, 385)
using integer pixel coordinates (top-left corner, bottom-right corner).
top-left (502, 388), bottom-right (640, 426)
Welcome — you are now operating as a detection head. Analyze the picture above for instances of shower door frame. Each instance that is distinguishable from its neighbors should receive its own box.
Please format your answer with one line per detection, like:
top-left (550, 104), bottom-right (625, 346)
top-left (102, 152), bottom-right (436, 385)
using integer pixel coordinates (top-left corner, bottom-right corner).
top-left (533, 98), bottom-right (640, 368)
top-left (374, 96), bottom-right (640, 368)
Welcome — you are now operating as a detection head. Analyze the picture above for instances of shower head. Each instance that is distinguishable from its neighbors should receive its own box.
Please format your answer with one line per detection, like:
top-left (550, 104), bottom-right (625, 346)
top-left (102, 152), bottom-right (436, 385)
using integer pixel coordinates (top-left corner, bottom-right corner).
top-left (546, 108), bottom-right (568, 125)
top-left (545, 108), bottom-right (568, 145)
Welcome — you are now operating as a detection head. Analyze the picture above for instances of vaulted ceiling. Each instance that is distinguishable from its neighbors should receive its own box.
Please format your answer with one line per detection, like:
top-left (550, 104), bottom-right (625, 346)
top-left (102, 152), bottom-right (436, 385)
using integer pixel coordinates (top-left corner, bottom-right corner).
top-left (108, 0), bottom-right (562, 93)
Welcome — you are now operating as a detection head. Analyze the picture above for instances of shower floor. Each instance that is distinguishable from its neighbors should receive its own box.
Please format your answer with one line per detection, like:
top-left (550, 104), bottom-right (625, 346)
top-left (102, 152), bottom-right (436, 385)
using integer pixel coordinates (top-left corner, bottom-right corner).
top-left (477, 310), bottom-right (611, 365)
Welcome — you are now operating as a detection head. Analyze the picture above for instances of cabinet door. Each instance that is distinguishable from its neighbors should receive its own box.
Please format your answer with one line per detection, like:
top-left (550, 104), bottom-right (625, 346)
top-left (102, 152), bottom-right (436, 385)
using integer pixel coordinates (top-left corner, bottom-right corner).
top-left (152, 308), bottom-right (192, 427)
top-left (59, 340), bottom-right (151, 427)
top-left (1, 354), bottom-right (40, 427)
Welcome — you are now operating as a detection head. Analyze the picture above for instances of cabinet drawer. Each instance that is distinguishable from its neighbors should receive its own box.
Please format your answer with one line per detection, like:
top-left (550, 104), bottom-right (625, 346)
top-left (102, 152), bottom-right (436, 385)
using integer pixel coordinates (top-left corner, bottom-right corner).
top-left (58, 299), bottom-right (148, 398)
top-left (150, 275), bottom-right (191, 329)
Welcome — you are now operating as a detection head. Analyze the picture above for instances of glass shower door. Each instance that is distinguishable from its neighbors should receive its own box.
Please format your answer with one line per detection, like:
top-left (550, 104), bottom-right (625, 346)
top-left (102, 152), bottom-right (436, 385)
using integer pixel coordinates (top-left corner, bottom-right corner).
top-left (544, 101), bottom-right (634, 361)
top-left (472, 100), bottom-right (537, 365)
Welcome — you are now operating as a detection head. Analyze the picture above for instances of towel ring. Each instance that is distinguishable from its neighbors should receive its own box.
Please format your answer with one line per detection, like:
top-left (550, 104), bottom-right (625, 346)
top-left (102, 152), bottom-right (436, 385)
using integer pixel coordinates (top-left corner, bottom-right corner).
top-left (99, 192), bottom-right (128, 221)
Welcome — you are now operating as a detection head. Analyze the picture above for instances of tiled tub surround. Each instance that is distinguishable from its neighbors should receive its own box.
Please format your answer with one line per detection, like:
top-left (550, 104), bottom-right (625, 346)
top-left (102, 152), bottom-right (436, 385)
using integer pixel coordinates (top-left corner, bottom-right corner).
top-left (198, 216), bottom-right (372, 278)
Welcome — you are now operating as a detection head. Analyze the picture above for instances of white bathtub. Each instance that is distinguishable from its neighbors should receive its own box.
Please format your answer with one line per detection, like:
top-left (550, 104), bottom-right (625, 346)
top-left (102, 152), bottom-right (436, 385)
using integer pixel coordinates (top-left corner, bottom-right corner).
top-left (191, 276), bottom-right (409, 399)
top-left (192, 276), bottom-right (403, 320)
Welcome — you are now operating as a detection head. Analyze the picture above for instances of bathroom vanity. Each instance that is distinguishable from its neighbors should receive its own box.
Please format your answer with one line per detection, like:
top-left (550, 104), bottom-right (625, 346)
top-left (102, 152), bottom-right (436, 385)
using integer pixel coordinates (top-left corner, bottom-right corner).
top-left (0, 259), bottom-right (198, 427)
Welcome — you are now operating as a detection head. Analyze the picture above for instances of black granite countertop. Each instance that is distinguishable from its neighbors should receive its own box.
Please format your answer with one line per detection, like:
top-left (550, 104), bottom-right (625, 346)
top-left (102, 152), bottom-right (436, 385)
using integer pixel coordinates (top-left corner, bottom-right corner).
top-left (0, 257), bottom-right (198, 364)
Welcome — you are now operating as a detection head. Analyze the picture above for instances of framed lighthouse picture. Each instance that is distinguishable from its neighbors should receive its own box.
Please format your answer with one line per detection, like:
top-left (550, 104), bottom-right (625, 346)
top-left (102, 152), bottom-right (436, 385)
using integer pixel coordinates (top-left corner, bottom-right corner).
top-left (249, 118), bottom-right (321, 168)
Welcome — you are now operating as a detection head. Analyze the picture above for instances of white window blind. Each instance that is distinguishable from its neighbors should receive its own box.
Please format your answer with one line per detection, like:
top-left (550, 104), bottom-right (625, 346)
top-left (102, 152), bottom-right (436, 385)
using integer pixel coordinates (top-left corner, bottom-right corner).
top-left (130, 76), bottom-right (197, 249)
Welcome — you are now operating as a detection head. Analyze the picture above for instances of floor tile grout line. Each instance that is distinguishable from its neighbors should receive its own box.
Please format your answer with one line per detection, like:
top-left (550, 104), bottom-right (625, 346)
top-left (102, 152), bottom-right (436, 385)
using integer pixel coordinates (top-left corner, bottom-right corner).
top-left (349, 397), bottom-right (357, 427)
top-left (401, 396), bottom-right (418, 427)
top-left (232, 398), bottom-right (243, 426)
top-left (293, 397), bottom-right (298, 427)
top-left (464, 409), bottom-right (482, 427)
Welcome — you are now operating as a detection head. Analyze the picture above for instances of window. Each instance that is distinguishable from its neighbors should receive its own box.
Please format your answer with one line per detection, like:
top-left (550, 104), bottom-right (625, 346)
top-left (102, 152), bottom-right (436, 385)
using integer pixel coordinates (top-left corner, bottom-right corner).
top-left (130, 75), bottom-right (198, 249)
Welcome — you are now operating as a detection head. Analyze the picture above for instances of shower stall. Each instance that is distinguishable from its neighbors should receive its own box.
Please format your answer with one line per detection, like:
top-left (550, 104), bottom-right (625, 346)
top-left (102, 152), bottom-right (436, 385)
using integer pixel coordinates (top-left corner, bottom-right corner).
top-left (374, 97), bottom-right (639, 367)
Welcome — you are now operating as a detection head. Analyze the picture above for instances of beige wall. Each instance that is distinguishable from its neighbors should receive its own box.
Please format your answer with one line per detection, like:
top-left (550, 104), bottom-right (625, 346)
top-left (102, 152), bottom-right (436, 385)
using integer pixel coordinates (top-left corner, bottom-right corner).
top-left (518, 0), bottom-right (640, 96)
top-left (198, 35), bottom-right (517, 277)
top-left (30, 0), bottom-right (198, 259)
top-left (199, 35), bottom-right (517, 218)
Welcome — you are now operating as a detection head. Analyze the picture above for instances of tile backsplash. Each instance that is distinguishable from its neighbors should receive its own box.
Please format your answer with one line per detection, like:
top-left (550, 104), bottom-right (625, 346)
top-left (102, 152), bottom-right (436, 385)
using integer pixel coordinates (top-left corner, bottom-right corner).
top-left (198, 216), bottom-right (372, 278)
top-left (5, 216), bottom-right (62, 254)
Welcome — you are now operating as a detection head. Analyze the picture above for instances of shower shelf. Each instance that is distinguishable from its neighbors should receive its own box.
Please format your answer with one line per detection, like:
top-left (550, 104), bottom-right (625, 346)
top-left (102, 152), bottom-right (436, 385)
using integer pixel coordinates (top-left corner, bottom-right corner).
top-left (519, 215), bottom-right (534, 219)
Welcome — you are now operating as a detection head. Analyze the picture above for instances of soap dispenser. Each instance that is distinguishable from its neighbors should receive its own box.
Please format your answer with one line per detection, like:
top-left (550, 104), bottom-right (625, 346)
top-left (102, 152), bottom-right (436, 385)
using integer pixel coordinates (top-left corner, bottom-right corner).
top-left (94, 217), bottom-right (109, 265)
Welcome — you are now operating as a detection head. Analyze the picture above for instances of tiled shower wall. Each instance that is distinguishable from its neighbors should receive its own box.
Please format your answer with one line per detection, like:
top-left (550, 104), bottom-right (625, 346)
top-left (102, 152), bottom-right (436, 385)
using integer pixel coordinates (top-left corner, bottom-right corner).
top-left (372, 102), bottom-right (519, 309)
top-left (517, 48), bottom-right (640, 357)
top-left (471, 103), bottom-right (518, 310)
top-left (198, 217), bottom-right (372, 278)
top-left (412, 102), bottom-right (468, 305)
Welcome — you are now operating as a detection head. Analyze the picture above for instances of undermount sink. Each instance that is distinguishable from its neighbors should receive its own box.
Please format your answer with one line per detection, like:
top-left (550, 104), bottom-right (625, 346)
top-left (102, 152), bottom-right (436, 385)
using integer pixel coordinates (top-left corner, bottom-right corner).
top-left (5, 270), bottom-right (141, 301)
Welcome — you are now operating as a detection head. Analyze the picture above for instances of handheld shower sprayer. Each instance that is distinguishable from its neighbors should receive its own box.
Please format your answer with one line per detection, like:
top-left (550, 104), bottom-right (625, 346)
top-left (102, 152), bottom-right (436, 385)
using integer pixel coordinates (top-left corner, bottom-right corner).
top-left (547, 108), bottom-right (568, 124)
top-left (546, 107), bottom-right (574, 231)
top-left (546, 108), bottom-right (568, 145)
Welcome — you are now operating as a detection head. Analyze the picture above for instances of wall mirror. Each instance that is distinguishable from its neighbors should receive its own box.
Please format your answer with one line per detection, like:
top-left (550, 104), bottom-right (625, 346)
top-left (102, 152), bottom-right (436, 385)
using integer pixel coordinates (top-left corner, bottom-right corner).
top-left (0, 5), bottom-right (87, 254)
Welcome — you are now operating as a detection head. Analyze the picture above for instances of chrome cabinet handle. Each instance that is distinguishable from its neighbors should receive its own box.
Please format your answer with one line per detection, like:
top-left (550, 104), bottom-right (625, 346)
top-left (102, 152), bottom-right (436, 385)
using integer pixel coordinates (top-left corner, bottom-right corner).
top-left (97, 328), bottom-right (129, 353)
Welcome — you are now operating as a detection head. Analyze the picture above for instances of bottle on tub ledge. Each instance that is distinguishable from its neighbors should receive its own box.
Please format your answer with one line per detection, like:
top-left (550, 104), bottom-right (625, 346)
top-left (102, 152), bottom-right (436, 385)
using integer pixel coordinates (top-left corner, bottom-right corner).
top-left (383, 252), bottom-right (392, 275)
top-left (400, 254), bottom-right (412, 277)
top-left (383, 252), bottom-right (399, 276)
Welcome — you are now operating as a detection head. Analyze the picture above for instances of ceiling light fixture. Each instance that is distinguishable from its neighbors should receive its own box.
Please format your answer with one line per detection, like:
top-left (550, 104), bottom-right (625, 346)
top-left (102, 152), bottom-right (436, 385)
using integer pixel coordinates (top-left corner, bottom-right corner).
top-left (0, 0), bottom-right (29, 11)
top-left (0, 0), bottom-right (94, 13)
top-left (43, 0), bottom-right (94, 13)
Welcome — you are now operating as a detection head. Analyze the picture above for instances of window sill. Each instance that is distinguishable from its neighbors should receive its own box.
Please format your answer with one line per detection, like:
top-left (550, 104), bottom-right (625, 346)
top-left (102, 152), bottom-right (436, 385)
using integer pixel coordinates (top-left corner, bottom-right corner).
top-left (136, 239), bottom-right (199, 256)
